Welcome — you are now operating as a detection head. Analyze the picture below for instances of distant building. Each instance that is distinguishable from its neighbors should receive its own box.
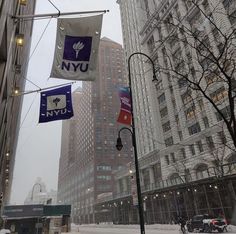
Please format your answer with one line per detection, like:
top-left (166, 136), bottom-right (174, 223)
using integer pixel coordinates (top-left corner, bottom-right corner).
top-left (0, 1), bottom-right (36, 206)
top-left (24, 178), bottom-right (57, 205)
top-left (57, 37), bottom-right (133, 224)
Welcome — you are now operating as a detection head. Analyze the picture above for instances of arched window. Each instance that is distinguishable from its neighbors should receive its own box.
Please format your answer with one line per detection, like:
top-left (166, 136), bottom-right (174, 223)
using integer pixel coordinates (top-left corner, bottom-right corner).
top-left (227, 153), bottom-right (236, 174)
top-left (195, 164), bottom-right (208, 179)
top-left (169, 173), bottom-right (182, 185)
top-left (227, 153), bottom-right (236, 164)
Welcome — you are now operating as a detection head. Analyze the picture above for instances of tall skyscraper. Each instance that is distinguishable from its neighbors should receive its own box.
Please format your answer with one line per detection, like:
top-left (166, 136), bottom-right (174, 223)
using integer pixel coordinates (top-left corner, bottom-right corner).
top-left (0, 0), bottom-right (36, 205)
top-left (57, 37), bottom-right (133, 224)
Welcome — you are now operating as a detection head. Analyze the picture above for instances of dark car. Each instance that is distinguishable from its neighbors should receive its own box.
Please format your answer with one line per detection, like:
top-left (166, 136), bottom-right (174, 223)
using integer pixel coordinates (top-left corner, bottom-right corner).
top-left (187, 214), bottom-right (227, 233)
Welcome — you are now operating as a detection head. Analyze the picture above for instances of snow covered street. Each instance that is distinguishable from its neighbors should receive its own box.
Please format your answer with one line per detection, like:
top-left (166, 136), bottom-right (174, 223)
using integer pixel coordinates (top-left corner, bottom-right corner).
top-left (62, 223), bottom-right (236, 234)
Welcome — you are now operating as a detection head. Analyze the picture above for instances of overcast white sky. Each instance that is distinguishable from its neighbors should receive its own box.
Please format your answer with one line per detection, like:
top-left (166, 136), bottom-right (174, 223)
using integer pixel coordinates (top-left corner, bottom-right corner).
top-left (10, 0), bottom-right (123, 204)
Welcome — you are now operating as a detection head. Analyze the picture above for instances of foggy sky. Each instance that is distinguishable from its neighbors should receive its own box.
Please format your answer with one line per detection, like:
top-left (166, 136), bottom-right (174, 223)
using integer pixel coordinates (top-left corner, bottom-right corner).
top-left (10, 0), bottom-right (122, 204)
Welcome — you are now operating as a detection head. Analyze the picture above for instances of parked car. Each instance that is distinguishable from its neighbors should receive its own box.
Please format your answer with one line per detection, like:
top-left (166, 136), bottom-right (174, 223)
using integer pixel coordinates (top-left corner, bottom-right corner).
top-left (187, 214), bottom-right (227, 233)
top-left (0, 229), bottom-right (10, 234)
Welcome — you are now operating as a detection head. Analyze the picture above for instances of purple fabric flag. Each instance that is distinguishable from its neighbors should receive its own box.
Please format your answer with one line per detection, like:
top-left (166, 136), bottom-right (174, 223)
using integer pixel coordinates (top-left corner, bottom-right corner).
top-left (39, 85), bottom-right (74, 123)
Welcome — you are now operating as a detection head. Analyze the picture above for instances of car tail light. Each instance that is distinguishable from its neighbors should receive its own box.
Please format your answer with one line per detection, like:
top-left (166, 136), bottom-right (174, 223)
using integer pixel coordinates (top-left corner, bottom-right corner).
top-left (211, 219), bottom-right (217, 225)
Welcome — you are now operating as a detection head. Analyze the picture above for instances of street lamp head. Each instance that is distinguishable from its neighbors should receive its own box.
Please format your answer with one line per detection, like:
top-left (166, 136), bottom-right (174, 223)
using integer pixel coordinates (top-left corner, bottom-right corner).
top-left (116, 137), bottom-right (123, 151)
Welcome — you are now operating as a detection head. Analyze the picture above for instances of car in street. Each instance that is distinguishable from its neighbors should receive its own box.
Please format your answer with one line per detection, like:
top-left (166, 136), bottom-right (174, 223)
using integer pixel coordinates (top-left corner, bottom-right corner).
top-left (186, 214), bottom-right (227, 233)
top-left (0, 229), bottom-right (10, 234)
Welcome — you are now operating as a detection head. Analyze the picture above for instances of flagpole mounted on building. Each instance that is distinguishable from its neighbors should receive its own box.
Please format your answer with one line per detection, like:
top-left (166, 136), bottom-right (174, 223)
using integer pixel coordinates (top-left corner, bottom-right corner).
top-left (12, 10), bottom-right (109, 21)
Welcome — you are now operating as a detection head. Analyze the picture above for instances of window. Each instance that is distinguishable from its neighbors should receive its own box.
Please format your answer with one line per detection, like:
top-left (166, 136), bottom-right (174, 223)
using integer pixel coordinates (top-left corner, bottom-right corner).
top-left (165, 155), bottom-right (170, 165)
top-left (178, 78), bottom-right (188, 88)
top-left (197, 140), bottom-right (204, 152)
top-left (196, 164), bottom-right (208, 179)
top-left (206, 136), bottom-right (215, 149)
top-left (185, 106), bottom-right (196, 119)
top-left (210, 87), bottom-right (227, 103)
top-left (198, 99), bottom-right (204, 111)
top-left (229, 9), bottom-right (236, 25)
top-left (217, 131), bottom-right (227, 144)
top-left (97, 175), bottom-right (111, 180)
top-left (203, 116), bottom-right (209, 128)
top-left (165, 137), bottom-right (174, 146)
top-left (158, 93), bottom-right (166, 104)
top-left (178, 131), bottom-right (183, 140)
top-left (205, 74), bottom-right (219, 85)
top-left (215, 106), bottom-right (231, 121)
top-left (156, 80), bottom-right (163, 91)
top-left (171, 153), bottom-right (176, 163)
top-left (168, 34), bottom-right (178, 48)
top-left (181, 90), bottom-right (192, 104)
top-left (223, 0), bottom-right (235, 9)
top-left (189, 144), bottom-right (196, 155)
top-left (97, 165), bottom-right (112, 171)
top-left (185, 0), bottom-right (193, 10)
top-left (180, 148), bottom-right (186, 159)
top-left (160, 107), bottom-right (168, 118)
top-left (199, 57), bottom-right (213, 70)
top-left (162, 121), bottom-right (171, 132)
top-left (188, 123), bottom-right (201, 135)
top-left (175, 115), bottom-right (179, 126)
top-left (147, 35), bottom-right (155, 54)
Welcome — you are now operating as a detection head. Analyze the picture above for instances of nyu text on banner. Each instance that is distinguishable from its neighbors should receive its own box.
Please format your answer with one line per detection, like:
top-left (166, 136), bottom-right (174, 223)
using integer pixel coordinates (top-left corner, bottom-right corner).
top-left (50, 15), bottom-right (103, 81)
top-left (117, 87), bottom-right (132, 126)
top-left (39, 85), bottom-right (74, 123)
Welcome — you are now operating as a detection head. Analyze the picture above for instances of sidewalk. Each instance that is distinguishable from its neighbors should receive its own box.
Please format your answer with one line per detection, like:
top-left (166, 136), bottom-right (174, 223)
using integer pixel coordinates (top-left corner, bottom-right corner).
top-left (63, 223), bottom-right (236, 233)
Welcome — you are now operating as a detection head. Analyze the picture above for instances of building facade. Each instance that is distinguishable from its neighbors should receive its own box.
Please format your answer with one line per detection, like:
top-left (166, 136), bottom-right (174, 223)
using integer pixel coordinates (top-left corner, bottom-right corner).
top-left (24, 178), bottom-right (57, 205)
top-left (0, 0), bottom-right (36, 207)
top-left (94, 0), bottom-right (236, 224)
top-left (117, 0), bottom-right (159, 159)
top-left (57, 37), bottom-right (133, 224)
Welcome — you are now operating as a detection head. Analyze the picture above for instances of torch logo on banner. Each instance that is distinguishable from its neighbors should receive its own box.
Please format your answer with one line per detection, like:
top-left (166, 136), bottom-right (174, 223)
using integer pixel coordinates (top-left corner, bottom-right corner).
top-left (50, 15), bottom-right (103, 81)
top-left (117, 87), bottom-right (132, 126)
top-left (62, 36), bottom-right (92, 73)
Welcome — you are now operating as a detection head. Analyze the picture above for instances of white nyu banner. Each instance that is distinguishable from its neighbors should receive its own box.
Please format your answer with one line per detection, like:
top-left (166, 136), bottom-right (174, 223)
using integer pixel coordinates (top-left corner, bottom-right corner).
top-left (50, 15), bottom-right (103, 81)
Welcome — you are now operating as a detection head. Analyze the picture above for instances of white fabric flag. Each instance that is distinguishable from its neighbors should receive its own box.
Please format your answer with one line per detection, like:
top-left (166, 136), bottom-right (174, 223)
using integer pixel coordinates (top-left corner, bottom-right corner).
top-left (50, 14), bottom-right (103, 81)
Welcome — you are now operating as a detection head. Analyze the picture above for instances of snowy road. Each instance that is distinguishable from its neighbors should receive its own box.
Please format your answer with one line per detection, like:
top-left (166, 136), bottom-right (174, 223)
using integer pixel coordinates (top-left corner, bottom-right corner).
top-left (65, 224), bottom-right (236, 234)
top-left (78, 226), bottom-right (176, 234)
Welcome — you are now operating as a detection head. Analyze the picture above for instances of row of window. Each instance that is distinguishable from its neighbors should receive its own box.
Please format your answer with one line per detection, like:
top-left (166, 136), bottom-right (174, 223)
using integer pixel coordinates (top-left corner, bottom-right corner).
top-left (96, 165), bottom-right (112, 171)
top-left (164, 131), bottom-right (227, 165)
top-left (97, 175), bottom-right (111, 180)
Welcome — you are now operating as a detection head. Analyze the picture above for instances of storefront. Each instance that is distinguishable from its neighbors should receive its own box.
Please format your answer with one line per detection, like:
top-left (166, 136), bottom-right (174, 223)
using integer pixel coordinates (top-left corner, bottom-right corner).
top-left (2, 204), bottom-right (71, 234)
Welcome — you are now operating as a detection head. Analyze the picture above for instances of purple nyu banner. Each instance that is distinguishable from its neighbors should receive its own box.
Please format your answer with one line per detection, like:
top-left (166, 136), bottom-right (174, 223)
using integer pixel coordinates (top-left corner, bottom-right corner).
top-left (39, 85), bottom-right (74, 123)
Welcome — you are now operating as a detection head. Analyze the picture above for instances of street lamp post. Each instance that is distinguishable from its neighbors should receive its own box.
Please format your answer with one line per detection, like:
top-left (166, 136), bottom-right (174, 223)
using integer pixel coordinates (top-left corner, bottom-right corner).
top-left (116, 52), bottom-right (157, 234)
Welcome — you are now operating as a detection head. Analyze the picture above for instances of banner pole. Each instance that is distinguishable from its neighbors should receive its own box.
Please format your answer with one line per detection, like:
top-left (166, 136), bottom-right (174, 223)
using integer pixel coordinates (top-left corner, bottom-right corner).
top-left (12, 82), bottom-right (76, 97)
top-left (12, 10), bottom-right (109, 20)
